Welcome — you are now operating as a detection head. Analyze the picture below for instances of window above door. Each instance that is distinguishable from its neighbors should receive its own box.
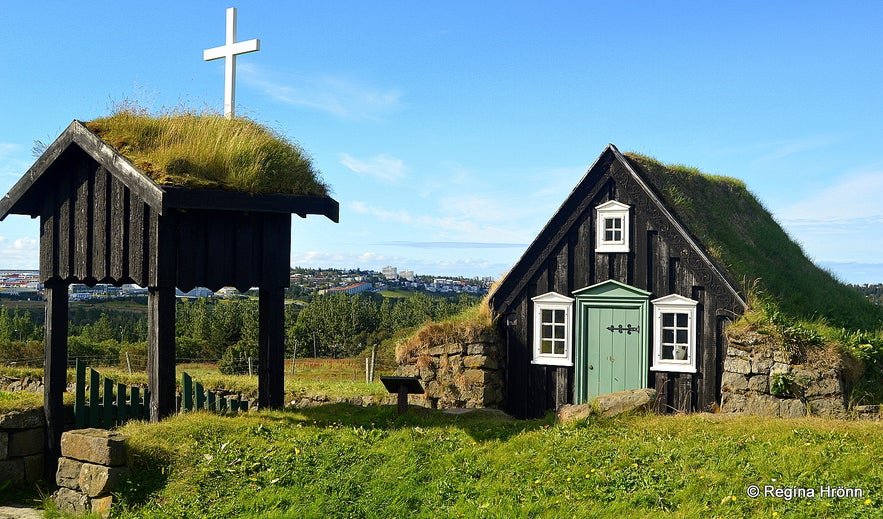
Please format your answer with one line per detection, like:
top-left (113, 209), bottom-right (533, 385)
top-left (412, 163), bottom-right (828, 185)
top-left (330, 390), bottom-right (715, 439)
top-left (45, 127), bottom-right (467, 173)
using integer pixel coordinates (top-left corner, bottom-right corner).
top-left (531, 292), bottom-right (574, 367)
top-left (595, 200), bottom-right (631, 253)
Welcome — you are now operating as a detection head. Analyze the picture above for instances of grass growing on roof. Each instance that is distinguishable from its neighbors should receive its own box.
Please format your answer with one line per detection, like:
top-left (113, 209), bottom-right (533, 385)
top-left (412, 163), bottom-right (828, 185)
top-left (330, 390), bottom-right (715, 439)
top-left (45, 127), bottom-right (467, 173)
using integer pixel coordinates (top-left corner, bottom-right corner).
top-left (624, 152), bottom-right (883, 331)
top-left (85, 107), bottom-right (329, 196)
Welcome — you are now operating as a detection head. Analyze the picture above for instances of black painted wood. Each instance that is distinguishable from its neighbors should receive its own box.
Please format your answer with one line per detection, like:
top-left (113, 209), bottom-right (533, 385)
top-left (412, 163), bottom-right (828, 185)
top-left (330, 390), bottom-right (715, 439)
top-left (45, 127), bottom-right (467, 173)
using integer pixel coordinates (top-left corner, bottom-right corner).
top-left (258, 287), bottom-right (285, 409)
top-left (147, 287), bottom-right (176, 421)
top-left (43, 281), bottom-right (68, 475)
top-left (1, 119), bottom-right (339, 423)
top-left (490, 145), bottom-right (747, 418)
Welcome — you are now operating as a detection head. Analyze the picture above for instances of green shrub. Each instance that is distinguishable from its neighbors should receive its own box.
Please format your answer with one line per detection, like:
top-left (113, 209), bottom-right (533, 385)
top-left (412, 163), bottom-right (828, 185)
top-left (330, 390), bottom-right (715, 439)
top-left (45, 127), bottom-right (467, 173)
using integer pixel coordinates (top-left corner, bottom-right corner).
top-left (219, 340), bottom-right (258, 375)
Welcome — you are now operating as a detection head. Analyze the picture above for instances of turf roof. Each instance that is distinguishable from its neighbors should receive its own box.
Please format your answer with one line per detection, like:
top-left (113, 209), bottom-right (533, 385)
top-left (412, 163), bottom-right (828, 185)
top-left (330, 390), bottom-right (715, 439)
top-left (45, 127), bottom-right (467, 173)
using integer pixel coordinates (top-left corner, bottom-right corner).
top-left (85, 110), bottom-right (329, 197)
top-left (623, 152), bottom-right (883, 330)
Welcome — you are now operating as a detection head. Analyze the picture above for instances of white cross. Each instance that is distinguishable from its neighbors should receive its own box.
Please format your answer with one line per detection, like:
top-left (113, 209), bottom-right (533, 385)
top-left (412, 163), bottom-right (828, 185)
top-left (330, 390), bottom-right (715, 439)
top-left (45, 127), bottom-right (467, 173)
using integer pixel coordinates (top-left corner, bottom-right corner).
top-left (203, 7), bottom-right (261, 118)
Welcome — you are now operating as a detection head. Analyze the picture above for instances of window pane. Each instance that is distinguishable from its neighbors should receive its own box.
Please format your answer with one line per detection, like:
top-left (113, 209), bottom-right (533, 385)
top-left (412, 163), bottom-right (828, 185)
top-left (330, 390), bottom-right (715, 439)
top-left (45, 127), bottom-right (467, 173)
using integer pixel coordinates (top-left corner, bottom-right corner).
top-left (677, 313), bottom-right (688, 327)
top-left (542, 309), bottom-right (553, 323)
top-left (553, 309), bottom-right (565, 323)
top-left (554, 325), bottom-right (565, 339)
top-left (542, 325), bottom-right (553, 339)
top-left (676, 330), bottom-right (688, 344)
top-left (662, 313), bottom-right (674, 327)
top-left (541, 340), bottom-right (553, 354)
top-left (662, 345), bottom-right (674, 360)
top-left (554, 342), bottom-right (565, 355)
top-left (663, 329), bottom-right (674, 343)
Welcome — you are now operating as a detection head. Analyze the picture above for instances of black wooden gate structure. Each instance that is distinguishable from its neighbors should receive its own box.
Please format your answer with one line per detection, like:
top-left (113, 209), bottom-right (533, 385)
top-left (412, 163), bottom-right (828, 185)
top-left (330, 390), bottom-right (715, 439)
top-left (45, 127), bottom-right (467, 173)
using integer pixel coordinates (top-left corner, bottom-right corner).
top-left (0, 120), bottom-right (338, 465)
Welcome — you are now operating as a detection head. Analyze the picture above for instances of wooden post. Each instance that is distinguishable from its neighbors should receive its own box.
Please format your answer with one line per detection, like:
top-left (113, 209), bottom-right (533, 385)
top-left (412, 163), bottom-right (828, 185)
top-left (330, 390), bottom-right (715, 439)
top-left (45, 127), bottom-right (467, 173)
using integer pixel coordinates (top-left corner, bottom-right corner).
top-left (397, 385), bottom-right (408, 415)
top-left (258, 286), bottom-right (285, 409)
top-left (43, 280), bottom-right (69, 473)
top-left (147, 286), bottom-right (177, 421)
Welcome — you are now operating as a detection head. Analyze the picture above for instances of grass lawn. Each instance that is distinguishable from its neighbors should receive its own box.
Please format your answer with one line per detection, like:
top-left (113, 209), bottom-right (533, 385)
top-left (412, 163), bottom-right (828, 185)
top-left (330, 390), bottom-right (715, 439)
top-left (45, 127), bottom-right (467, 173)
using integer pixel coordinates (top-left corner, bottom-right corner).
top-left (104, 408), bottom-right (882, 518)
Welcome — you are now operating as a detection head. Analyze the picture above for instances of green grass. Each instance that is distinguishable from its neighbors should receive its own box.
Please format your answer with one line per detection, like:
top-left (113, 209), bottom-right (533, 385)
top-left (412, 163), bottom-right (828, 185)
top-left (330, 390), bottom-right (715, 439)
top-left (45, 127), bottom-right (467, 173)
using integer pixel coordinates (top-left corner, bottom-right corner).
top-left (0, 358), bottom-right (394, 408)
top-left (86, 107), bottom-right (328, 196)
top-left (0, 390), bottom-right (43, 414)
top-left (110, 408), bottom-right (882, 518)
top-left (625, 153), bottom-right (883, 331)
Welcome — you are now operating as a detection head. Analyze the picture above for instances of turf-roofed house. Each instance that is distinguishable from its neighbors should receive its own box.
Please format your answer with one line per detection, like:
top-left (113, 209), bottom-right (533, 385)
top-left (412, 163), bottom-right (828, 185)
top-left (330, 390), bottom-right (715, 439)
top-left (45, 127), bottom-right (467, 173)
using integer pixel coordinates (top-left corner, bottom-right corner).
top-left (487, 144), bottom-right (878, 419)
top-left (0, 111), bottom-right (338, 461)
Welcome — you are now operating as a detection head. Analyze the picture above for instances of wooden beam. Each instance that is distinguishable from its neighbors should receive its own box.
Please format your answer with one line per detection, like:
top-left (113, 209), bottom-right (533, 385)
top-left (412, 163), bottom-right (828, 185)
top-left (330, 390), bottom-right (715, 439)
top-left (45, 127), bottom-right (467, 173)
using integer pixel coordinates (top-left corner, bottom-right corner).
top-left (147, 286), bottom-right (177, 421)
top-left (43, 280), bottom-right (69, 475)
top-left (258, 286), bottom-right (285, 409)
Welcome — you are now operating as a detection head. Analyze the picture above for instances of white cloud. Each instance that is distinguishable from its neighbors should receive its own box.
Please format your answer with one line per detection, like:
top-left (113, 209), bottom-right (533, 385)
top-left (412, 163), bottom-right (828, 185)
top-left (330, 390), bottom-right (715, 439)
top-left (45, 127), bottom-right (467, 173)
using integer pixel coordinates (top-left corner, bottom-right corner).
top-left (339, 153), bottom-right (407, 183)
top-left (748, 135), bottom-right (842, 164)
top-left (775, 164), bottom-right (883, 263)
top-left (348, 199), bottom-right (532, 244)
top-left (0, 142), bottom-right (30, 179)
top-left (0, 235), bottom-right (39, 268)
top-left (240, 64), bottom-right (403, 120)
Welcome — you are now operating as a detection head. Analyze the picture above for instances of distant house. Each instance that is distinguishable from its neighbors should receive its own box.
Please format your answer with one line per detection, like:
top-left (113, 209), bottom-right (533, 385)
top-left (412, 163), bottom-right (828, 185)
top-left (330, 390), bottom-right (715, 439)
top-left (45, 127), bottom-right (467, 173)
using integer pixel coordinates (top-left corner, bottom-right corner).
top-left (320, 282), bottom-right (373, 296)
top-left (488, 144), bottom-right (874, 418)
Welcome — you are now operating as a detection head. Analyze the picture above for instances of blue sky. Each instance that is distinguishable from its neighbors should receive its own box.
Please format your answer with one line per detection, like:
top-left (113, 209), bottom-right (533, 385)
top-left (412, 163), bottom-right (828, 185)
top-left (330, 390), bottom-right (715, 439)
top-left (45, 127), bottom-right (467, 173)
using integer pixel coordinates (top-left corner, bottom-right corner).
top-left (1, 1), bottom-right (882, 283)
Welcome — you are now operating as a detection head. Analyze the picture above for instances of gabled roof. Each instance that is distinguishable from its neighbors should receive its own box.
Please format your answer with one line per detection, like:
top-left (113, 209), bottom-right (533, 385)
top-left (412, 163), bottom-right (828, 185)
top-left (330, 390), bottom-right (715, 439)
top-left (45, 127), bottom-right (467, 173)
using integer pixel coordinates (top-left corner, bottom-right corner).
top-left (491, 144), bottom-right (882, 329)
top-left (490, 144), bottom-right (743, 314)
top-left (0, 120), bottom-right (339, 222)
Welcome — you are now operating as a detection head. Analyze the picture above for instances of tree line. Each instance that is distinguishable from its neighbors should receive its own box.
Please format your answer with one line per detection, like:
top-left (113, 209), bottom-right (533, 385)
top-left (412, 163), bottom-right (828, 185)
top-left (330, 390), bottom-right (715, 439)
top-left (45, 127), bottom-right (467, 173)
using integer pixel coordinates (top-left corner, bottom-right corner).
top-left (0, 291), bottom-right (481, 368)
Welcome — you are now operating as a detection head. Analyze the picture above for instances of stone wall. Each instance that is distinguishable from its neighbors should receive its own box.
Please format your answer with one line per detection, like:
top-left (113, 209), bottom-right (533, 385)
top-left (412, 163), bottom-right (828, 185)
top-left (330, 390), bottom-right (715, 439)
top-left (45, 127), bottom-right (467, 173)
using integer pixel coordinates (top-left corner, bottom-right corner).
top-left (396, 330), bottom-right (504, 409)
top-left (720, 333), bottom-right (853, 419)
top-left (52, 429), bottom-right (131, 518)
top-left (0, 409), bottom-right (46, 484)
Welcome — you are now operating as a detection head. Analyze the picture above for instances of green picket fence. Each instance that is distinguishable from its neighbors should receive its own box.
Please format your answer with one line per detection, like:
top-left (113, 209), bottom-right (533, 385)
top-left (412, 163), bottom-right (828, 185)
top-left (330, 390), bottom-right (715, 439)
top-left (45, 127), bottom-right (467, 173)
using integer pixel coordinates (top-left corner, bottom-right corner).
top-left (181, 372), bottom-right (250, 414)
top-left (74, 358), bottom-right (149, 429)
top-left (73, 361), bottom-right (250, 430)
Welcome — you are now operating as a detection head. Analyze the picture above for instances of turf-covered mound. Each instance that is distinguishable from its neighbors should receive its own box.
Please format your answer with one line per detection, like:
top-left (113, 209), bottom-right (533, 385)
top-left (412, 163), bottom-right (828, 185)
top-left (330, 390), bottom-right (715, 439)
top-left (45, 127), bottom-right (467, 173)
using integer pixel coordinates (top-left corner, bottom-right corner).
top-left (86, 109), bottom-right (328, 196)
top-left (625, 153), bottom-right (883, 331)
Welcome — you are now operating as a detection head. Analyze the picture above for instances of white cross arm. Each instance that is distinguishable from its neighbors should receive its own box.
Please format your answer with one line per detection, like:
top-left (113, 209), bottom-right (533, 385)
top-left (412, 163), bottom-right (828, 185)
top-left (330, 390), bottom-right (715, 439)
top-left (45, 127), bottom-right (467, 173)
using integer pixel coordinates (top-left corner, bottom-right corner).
top-left (203, 39), bottom-right (260, 61)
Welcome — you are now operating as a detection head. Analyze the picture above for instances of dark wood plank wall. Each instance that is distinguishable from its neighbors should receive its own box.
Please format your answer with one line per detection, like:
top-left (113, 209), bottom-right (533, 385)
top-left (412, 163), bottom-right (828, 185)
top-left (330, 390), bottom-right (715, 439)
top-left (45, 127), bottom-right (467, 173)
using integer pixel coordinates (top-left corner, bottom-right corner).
top-left (498, 160), bottom-right (742, 418)
top-left (36, 150), bottom-right (293, 292)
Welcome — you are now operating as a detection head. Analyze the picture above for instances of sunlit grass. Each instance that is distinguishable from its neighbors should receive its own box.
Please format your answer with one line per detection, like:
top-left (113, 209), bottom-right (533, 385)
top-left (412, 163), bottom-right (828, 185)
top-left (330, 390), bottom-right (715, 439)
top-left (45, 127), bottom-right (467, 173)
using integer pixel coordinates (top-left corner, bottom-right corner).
top-left (86, 106), bottom-right (328, 196)
top-left (113, 409), bottom-right (883, 518)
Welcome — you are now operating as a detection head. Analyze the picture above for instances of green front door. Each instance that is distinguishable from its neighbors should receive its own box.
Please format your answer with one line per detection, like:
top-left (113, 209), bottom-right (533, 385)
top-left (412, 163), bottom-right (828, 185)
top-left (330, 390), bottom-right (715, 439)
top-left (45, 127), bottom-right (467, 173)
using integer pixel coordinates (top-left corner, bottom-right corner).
top-left (583, 305), bottom-right (645, 399)
top-left (574, 280), bottom-right (650, 404)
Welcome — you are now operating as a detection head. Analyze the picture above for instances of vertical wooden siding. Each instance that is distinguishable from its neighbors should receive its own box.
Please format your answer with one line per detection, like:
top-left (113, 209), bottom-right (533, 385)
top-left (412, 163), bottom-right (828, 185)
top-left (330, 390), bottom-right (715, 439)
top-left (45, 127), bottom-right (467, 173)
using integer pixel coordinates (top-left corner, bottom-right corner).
top-left (495, 159), bottom-right (743, 418)
top-left (37, 150), bottom-right (292, 291)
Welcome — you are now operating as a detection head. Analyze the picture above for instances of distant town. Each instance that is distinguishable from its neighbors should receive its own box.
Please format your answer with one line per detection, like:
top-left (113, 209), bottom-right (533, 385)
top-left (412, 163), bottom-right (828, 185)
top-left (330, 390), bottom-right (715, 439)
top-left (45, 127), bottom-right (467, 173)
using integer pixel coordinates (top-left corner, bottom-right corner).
top-left (0, 266), bottom-right (495, 302)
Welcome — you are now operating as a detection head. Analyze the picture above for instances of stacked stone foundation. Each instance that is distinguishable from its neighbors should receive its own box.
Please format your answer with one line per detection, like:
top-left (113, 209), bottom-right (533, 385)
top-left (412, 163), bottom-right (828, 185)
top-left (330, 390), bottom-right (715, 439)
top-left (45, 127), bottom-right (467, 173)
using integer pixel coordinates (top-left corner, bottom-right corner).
top-left (397, 331), bottom-right (504, 409)
top-left (720, 341), bottom-right (849, 418)
top-left (52, 428), bottom-right (131, 518)
top-left (0, 409), bottom-right (46, 484)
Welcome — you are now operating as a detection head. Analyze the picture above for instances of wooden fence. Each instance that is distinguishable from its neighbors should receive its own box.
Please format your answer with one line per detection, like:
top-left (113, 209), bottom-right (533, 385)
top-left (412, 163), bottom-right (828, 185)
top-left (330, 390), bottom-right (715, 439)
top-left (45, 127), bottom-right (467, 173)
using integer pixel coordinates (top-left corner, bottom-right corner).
top-left (74, 359), bottom-right (149, 429)
top-left (73, 361), bottom-right (250, 429)
top-left (181, 372), bottom-right (249, 413)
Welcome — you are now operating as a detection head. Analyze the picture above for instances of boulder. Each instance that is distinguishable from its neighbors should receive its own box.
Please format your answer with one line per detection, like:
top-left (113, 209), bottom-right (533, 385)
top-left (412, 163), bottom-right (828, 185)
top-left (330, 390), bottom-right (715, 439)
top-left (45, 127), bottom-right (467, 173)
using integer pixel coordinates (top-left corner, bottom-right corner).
top-left (558, 388), bottom-right (657, 423)
top-left (556, 404), bottom-right (595, 424)
top-left (60, 429), bottom-right (127, 467)
top-left (593, 388), bottom-right (657, 417)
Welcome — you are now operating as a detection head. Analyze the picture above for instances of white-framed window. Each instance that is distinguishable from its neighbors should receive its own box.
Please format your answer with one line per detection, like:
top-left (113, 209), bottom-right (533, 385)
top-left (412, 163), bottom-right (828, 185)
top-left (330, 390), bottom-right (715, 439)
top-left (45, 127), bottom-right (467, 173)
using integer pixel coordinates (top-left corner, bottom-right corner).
top-left (651, 294), bottom-right (698, 373)
top-left (595, 200), bottom-right (630, 253)
top-left (531, 292), bottom-right (574, 367)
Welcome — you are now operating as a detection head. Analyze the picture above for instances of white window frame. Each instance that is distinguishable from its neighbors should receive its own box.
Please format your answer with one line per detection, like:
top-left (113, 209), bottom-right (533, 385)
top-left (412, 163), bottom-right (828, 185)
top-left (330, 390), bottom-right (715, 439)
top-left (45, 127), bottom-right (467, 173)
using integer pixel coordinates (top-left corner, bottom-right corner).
top-left (595, 200), bottom-right (631, 253)
top-left (650, 294), bottom-right (698, 373)
top-left (531, 292), bottom-right (574, 367)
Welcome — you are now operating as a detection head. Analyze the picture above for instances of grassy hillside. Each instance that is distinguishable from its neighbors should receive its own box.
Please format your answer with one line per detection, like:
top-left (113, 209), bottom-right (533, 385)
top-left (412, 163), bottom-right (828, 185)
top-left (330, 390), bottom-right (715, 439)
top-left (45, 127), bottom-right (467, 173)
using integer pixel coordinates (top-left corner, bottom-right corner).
top-left (105, 407), bottom-right (882, 518)
top-left (85, 108), bottom-right (328, 196)
top-left (625, 153), bottom-right (883, 331)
